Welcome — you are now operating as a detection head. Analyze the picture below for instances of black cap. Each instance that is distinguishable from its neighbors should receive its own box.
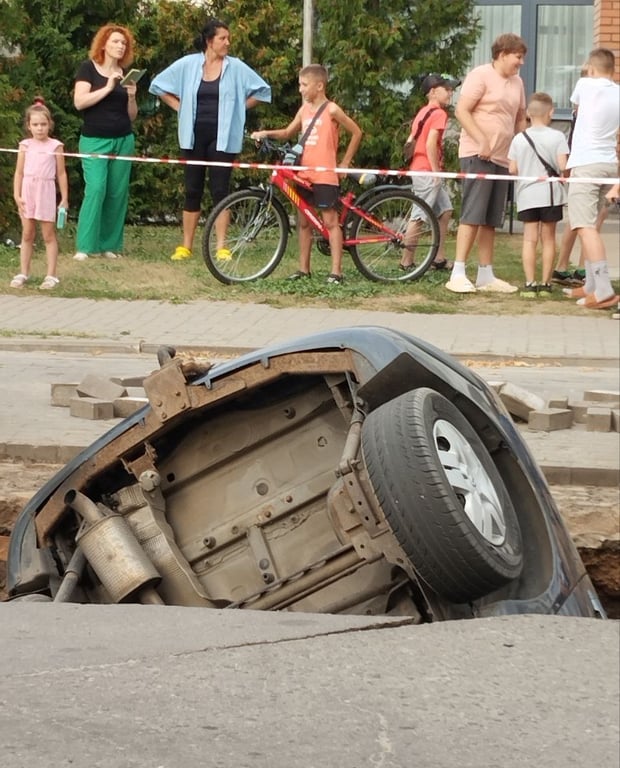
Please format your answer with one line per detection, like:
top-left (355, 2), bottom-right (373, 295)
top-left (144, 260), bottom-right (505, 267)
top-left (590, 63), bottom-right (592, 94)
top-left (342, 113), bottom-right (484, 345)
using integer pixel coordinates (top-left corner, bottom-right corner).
top-left (421, 74), bottom-right (461, 95)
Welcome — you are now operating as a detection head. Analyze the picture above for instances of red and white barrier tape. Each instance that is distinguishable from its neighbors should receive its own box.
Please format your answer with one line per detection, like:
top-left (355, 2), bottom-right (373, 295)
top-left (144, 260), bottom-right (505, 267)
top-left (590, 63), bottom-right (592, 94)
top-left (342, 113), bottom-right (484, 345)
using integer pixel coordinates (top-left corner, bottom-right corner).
top-left (1, 146), bottom-right (618, 185)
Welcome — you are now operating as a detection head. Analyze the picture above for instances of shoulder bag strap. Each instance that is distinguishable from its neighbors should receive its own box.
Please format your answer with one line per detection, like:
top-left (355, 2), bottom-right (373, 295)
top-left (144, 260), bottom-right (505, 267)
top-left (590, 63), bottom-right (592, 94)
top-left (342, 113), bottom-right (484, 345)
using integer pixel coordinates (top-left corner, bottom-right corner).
top-left (407, 107), bottom-right (440, 142)
top-left (298, 100), bottom-right (329, 149)
top-left (521, 130), bottom-right (560, 207)
top-left (521, 131), bottom-right (559, 177)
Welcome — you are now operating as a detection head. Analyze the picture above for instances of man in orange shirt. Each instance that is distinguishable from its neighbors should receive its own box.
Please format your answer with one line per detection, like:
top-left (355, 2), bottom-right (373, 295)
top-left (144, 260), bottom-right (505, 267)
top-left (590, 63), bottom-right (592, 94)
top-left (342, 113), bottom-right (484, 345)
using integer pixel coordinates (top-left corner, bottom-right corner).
top-left (252, 64), bottom-right (362, 284)
top-left (446, 33), bottom-right (527, 294)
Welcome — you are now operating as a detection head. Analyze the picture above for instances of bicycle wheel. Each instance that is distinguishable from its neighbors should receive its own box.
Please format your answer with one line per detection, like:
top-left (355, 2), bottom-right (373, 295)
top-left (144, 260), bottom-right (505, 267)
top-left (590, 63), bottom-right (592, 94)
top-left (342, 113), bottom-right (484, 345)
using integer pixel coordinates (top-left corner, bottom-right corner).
top-left (202, 189), bottom-right (289, 284)
top-left (349, 188), bottom-right (439, 282)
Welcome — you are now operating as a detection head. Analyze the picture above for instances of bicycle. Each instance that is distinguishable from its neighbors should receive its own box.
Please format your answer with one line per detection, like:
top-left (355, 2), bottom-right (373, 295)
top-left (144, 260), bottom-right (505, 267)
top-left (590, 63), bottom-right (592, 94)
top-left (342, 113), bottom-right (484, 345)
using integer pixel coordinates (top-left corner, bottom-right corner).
top-left (202, 138), bottom-right (440, 285)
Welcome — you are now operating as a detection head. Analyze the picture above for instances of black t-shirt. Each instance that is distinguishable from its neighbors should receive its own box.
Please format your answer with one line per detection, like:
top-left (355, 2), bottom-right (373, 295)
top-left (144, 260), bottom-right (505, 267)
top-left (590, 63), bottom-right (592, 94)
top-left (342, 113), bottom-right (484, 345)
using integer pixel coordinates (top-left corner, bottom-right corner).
top-left (75, 60), bottom-right (132, 138)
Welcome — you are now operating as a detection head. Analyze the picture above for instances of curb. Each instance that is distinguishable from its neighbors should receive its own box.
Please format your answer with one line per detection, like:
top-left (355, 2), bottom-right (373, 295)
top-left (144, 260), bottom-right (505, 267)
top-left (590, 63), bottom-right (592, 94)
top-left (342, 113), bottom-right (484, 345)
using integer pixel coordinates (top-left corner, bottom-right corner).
top-left (0, 338), bottom-right (618, 369)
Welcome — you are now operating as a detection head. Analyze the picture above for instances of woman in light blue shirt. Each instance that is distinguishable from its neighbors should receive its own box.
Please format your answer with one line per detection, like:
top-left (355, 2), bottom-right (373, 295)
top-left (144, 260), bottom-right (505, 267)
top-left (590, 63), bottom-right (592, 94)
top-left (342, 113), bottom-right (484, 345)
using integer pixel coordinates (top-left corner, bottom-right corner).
top-left (150, 18), bottom-right (271, 261)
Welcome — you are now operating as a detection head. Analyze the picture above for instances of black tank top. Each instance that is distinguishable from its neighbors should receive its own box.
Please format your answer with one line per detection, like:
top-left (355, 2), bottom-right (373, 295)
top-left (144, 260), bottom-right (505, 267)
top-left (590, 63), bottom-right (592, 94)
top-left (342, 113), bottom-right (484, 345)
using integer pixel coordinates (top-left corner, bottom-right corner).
top-left (195, 77), bottom-right (220, 131)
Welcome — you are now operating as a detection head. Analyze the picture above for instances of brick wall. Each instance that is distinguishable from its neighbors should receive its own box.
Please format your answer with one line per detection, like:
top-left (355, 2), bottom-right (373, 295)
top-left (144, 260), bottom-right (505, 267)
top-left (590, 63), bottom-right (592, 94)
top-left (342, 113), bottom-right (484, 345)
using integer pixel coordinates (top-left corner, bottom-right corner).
top-left (594, 0), bottom-right (620, 80)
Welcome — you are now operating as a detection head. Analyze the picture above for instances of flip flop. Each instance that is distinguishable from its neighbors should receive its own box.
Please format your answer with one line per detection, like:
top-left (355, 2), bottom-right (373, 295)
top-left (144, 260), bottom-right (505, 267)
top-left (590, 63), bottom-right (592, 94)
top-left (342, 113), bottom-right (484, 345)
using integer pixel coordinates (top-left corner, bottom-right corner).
top-left (431, 259), bottom-right (453, 271)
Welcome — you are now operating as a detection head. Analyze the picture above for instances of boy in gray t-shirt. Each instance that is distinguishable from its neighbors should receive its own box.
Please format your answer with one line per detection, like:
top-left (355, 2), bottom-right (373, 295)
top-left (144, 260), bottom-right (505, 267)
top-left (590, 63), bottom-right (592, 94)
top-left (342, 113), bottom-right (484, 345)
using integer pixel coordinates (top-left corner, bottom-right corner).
top-left (508, 92), bottom-right (569, 297)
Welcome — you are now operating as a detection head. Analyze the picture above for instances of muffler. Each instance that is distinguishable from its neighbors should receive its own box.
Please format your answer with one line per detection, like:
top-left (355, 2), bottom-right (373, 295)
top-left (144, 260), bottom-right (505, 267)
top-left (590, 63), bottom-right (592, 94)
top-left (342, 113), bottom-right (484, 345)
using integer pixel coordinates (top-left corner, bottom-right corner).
top-left (66, 489), bottom-right (163, 604)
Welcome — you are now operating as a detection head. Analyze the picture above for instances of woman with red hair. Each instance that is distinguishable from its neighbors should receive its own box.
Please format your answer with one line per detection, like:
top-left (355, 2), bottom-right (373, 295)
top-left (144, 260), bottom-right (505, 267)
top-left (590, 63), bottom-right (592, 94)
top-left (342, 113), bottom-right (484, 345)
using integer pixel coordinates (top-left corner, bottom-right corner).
top-left (73, 24), bottom-right (138, 261)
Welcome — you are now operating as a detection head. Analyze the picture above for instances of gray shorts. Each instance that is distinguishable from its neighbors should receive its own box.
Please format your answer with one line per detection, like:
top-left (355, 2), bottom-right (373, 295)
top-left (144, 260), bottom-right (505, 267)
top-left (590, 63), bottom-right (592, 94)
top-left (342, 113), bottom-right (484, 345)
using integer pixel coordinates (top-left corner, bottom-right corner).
top-left (411, 175), bottom-right (453, 219)
top-left (459, 156), bottom-right (509, 228)
top-left (567, 163), bottom-right (616, 229)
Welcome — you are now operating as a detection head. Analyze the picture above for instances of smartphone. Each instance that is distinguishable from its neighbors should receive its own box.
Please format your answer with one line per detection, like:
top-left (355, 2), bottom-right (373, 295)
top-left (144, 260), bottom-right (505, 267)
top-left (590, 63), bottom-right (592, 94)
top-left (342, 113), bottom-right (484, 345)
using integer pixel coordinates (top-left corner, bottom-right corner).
top-left (120, 68), bottom-right (146, 86)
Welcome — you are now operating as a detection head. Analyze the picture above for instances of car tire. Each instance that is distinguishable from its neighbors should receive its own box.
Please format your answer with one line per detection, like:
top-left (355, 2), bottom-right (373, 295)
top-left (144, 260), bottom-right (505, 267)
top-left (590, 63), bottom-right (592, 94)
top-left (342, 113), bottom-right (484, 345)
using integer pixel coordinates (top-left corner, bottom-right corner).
top-left (361, 388), bottom-right (523, 602)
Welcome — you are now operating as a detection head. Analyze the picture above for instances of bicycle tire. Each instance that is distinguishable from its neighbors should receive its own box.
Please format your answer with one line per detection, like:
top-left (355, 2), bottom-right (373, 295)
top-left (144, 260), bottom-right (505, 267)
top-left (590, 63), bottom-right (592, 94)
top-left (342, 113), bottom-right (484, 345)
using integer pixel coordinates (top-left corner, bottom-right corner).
top-left (349, 188), bottom-right (440, 282)
top-left (202, 189), bottom-right (289, 284)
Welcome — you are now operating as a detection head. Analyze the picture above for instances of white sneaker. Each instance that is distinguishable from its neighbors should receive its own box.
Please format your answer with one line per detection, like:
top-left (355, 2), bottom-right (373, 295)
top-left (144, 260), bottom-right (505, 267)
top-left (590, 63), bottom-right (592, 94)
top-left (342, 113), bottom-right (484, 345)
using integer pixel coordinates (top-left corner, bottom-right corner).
top-left (103, 251), bottom-right (120, 259)
top-left (476, 278), bottom-right (518, 294)
top-left (73, 252), bottom-right (89, 261)
top-left (445, 275), bottom-right (477, 293)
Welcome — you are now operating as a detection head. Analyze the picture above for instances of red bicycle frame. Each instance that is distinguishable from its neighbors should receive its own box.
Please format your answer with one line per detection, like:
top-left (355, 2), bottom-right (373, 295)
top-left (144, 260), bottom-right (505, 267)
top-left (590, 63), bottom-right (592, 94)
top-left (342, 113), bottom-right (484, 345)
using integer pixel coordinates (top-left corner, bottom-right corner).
top-left (267, 164), bottom-right (404, 247)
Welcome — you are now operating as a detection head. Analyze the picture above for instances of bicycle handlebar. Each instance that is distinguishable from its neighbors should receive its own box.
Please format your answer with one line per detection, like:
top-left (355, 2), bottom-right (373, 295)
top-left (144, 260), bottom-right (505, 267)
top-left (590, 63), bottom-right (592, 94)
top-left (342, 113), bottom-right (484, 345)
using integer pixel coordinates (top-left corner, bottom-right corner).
top-left (245, 135), bottom-right (376, 186)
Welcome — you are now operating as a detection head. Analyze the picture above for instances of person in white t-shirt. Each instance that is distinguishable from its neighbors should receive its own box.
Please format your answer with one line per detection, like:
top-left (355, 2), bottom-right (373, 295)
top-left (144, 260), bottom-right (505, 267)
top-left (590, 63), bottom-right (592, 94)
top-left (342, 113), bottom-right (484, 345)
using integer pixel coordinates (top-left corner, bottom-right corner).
top-left (564, 48), bottom-right (619, 310)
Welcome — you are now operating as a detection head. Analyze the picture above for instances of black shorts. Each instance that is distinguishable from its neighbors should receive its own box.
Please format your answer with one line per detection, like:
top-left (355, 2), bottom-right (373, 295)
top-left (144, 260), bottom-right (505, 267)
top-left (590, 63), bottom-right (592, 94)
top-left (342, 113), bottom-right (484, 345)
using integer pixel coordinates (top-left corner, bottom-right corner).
top-left (297, 183), bottom-right (340, 210)
top-left (518, 205), bottom-right (564, 223)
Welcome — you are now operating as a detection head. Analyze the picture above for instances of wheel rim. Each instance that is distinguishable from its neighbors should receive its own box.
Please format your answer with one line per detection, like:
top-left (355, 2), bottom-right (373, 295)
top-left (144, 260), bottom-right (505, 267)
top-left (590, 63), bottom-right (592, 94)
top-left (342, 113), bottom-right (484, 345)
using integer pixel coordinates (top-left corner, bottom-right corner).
top-left (432, 419), bottom-right (507, 545)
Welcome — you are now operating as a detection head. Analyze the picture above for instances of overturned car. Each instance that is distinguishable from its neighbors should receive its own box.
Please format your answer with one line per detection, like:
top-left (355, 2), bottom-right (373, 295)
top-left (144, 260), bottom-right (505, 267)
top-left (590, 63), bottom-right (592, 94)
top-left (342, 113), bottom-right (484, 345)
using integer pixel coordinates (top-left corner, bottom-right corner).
top-left (7, 327), bottom-right (604, 619)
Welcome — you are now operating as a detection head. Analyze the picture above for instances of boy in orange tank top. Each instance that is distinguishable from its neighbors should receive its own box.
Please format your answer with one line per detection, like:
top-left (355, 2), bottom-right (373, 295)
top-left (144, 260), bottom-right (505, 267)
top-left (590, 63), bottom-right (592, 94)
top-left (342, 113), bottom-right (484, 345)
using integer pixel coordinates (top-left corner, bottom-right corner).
top-left (252, 64), bottom-right (362, 283)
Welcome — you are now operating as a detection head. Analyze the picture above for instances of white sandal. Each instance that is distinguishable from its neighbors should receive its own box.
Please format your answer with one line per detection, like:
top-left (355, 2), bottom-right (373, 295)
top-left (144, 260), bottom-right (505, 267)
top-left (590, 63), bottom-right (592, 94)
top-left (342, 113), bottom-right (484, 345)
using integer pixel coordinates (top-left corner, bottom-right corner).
top-left (39, 275), bottom-right (60, 290)
top-left (10, 273), bottom-right (29, 288)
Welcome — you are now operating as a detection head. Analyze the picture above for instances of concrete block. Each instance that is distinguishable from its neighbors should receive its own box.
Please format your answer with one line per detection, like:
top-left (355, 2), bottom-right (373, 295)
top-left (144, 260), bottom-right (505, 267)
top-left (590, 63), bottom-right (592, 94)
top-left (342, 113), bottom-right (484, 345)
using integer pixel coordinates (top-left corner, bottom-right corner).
top-left (568, 400), bottom-right (598, 424)
top-left (50, 382), bottom-right (79, 407)
top-left (70, 396), bottom-right (114, 421)
top-left (528, 408), bottom-right (573, 432)
top-left (113, 397), bottom-right (149, 418)
top-left (586, 407), bottom-right (612, 433)
top-left (125, 386), bottom-right (147, 399)
top-left (486, 381), bottom-right (506, 393)
top-left (111, 375), bottom-right (146, 388)
top-left (612, 410), bottom-right (620, 433)
top-left (547, 396), bottom-right (568, 409)
top-left (76, 374), bottom-right (127, 401)
top-left (583, 389), bottom-right (620, 406)
top-left (498, 382), bottom-right (546, 422)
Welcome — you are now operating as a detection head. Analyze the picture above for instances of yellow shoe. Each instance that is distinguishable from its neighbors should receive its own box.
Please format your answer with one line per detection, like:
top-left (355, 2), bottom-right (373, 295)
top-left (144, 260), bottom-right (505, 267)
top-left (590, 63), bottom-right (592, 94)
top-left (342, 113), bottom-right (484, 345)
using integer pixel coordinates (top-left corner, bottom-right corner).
top-left (171, 245), bottom-right (192, 261)
top-left (216, 248), bottom-right (232, 261)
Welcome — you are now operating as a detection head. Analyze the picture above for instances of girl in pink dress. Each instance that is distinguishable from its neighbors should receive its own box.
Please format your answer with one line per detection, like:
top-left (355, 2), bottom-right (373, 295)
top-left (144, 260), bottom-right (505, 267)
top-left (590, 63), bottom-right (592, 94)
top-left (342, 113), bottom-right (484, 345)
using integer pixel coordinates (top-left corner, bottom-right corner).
top-left (11, 98), bottom-right (69, 290)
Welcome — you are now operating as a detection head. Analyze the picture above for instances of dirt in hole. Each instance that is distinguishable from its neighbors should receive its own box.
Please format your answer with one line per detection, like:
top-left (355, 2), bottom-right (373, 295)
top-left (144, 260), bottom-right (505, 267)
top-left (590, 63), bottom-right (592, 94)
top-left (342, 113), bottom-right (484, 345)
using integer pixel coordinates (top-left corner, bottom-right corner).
top-left (0, 461), bottom-right (618, 616)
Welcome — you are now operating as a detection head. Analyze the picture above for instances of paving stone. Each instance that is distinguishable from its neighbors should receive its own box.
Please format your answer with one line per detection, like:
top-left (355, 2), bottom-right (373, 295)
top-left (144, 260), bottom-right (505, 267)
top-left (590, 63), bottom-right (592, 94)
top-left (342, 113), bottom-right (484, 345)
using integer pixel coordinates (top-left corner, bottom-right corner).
top-left (547, 396), bottom-right (568, 409)
top-left (111, 375), bottom-right (146, 388)
top-left (486, 381), bottom-right (506, 393)
top-left (70, 396), bottom-right (114, 421)
top-left (50, 383), bottom-right (79, 407)
top-left (586, 407), bottom-right (612, 433)
top-left (583, 389), bottom-right (620, 406)
top-left (113, 397), bottom-right (149, 418)
top-left (528, 408), bottom-right (573, 432)
top-left (498, 382), bottom-right (546, 422)
top-left (568, 400), bottom-right (599, 424)
top-left (76, 374), bottom-right (127, 401)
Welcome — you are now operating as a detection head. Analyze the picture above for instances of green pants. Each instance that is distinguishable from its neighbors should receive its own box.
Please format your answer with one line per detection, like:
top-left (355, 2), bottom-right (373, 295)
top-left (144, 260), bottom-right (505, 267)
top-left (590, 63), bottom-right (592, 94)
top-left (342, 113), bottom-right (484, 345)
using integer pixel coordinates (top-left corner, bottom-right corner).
top-left (77, 133), bottom-right (135, 253)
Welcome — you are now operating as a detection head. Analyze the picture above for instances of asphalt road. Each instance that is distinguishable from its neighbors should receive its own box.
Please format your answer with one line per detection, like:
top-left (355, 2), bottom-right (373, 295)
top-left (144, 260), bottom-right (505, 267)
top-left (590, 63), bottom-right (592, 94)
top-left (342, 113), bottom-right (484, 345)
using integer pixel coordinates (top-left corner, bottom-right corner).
top-left (1, 606), bottom-right (618, 768)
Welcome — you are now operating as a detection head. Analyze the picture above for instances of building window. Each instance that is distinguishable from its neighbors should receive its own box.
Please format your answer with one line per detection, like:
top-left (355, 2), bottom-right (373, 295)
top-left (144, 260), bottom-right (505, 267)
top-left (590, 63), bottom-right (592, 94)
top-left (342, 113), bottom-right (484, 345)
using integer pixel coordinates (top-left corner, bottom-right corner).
top-left (472, 1), bottom-right (593, 116)
top-left (536, 5), bottom-right (593, 109)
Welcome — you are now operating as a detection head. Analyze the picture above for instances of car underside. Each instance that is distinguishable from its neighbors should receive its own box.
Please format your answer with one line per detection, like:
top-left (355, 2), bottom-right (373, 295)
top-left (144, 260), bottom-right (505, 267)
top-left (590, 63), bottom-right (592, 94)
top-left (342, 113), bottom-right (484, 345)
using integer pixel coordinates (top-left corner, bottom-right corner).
top-left (7, 328), bottom-right (604, 620)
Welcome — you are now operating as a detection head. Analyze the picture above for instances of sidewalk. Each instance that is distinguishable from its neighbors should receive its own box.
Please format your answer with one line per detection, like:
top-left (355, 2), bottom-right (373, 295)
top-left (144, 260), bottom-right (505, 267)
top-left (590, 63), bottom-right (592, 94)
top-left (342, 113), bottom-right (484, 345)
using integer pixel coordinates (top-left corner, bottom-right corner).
top-left (0, 290), bottom-right (618, 484)
top-left (0, 294), bottom-right (618, 363)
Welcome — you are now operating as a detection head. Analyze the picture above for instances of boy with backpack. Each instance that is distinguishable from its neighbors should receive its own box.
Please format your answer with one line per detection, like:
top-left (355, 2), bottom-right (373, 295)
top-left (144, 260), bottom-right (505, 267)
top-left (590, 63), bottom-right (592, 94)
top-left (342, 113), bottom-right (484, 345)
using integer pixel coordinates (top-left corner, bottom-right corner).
top-left (401, 73), bottom-right (460, 272)
top-left (508, 92), bottom-right (569, 297)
